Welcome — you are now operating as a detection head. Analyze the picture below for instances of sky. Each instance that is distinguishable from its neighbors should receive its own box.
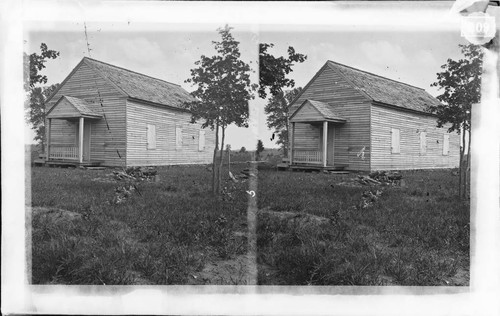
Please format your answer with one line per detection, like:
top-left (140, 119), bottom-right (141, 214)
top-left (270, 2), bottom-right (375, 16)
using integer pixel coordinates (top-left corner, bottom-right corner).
top-left (24, 6), bottom-right (470, 150)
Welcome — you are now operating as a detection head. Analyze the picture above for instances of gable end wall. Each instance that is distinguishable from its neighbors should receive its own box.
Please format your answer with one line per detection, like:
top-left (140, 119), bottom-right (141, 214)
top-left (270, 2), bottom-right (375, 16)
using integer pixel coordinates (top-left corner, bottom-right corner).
top-left (290, 65), bottom-right (372, 171)
top-left (45, 63), bottom-right (128, 166)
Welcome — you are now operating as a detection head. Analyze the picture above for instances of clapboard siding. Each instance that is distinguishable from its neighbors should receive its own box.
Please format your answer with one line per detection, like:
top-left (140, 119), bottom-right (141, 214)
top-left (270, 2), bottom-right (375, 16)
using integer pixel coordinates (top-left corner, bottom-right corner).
top-left (45, 62), bottom-right (127, 166)
top-left (370, 104), bottom-right (460, 170)
top-left (293, 123), bottom-right (322, 150)
top-left (290, 64), bottom-right (371, 171)
top-left (126, 99), bottom-right (215, 166)
top-left (49, 119), bottom-right (78, 146)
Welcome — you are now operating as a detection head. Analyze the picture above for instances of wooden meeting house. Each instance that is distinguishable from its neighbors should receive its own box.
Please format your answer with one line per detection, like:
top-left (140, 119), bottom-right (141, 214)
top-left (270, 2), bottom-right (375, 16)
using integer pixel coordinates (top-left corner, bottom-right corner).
top-left (288, 61), bottom-right (460, 172)
top-left (43, 57), bottom-right (215, 167)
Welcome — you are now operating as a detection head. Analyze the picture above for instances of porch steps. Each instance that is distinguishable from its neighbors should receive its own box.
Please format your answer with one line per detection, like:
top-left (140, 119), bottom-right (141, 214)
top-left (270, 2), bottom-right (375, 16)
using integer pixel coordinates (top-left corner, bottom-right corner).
top-left (33, 159), bottom-right (47, 167)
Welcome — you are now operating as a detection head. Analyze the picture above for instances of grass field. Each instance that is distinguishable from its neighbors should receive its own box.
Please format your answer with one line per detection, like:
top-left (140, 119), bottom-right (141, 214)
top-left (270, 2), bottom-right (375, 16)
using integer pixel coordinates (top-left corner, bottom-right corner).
top-left (29, 162), bottom-right (469, 285)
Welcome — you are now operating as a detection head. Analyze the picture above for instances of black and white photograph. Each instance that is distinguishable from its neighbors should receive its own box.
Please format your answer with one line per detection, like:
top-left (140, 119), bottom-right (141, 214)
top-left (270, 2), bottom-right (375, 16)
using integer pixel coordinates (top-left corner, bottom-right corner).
top-left (2, 0), bottom-right (500, 315)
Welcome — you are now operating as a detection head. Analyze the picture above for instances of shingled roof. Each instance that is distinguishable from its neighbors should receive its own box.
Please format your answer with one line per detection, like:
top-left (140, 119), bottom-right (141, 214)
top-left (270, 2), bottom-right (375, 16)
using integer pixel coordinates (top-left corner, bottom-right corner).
top-left (82, 57), bottom-right (195, 108)
top-left (326, 61), bottom-right (441, 113)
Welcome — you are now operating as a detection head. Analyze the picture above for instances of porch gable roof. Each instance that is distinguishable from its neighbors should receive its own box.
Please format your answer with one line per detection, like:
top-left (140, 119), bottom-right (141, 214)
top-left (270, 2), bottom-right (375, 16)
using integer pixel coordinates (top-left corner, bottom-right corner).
top-left (290, 99), bottom-right (346, 123)
top-left (47, 96), bottom-right (103, 119)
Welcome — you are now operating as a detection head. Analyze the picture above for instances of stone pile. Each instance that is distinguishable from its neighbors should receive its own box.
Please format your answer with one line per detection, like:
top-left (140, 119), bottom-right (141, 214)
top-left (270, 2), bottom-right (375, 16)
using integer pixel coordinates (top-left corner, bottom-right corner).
top-left (355, 171), bottom-right (404, 186)
top-left (113, 166), bottom-right (158, 182)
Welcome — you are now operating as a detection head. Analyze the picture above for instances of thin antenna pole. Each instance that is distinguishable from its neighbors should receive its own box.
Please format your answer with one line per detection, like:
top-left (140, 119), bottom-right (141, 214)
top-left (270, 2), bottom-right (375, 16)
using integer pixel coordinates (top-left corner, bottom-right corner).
top-left (84, 22), bottom-right (92, 58)
top-left (82, 21), bottom-right (123, 162)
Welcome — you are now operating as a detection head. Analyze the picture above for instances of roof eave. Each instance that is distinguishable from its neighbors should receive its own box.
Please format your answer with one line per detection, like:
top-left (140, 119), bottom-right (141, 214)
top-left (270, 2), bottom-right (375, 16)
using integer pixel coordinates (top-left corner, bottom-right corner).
top-left (290, 118), bottom-right (346, 123)
top-left (47, 114), bottom-right (102, 120)
top-left (371, 100), bottom-right (437, 117)
top-left (127, 97), bottom-right (193, 113)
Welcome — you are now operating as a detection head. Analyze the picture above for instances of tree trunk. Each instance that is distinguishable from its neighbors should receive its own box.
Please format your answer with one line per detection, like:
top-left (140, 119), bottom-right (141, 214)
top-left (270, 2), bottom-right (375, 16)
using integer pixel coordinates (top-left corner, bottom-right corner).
top-left (227, 146), bottom-right (231, 174)
top-left (460, 126), bottom-right (467, 199)
top-left (284, 114), bottom-right (290, 158)
top-left (218, 126), bottom-right (226, 194)
top-left (460, 134), bottom-right (463, 199)
top-left (212, 122), bottom-right (220, 196)
top-left (41, 108), bottom-right (46, 154)
top-left (467, 126), bottom-right (471, 199)
top-left (40, 138), bottom-right (45, 156)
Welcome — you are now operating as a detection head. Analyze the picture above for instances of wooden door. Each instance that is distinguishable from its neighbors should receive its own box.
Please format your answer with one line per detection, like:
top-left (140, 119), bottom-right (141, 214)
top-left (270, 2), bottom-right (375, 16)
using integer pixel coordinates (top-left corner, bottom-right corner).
top-left (327, 125), bottom-right (335, 166)
top-left (83, 121), bottom-right (91, 161)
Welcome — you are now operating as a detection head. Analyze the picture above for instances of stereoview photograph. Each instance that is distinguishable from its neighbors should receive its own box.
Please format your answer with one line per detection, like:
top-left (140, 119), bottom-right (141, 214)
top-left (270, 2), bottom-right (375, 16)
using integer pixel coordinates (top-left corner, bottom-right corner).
top-left (22, 2), bottom-right (498, 291)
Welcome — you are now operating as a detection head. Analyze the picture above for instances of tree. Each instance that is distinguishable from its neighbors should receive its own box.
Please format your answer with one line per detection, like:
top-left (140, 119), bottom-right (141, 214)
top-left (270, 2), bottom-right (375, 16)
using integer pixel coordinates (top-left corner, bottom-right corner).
top-left (226, 144), bottom-right (232, 172)
top-left (256, 139), bottom-right (264, 161)
top-left (24, 43), bottom-right (60, 151)
top-left (184, 25), bottom-right (256, 195)
top-left (264, 87), bottom-right (302, 157)
top-left (430, 44), bottom-right (483, 199)
top-left (24, 43), bottom-right (60, 91)
top-left (240, 146), bottom-right (246, 153)
top-left (258, 43), bottom-right (307, 99)
top-left (26, 84), bottom-right (59, 151)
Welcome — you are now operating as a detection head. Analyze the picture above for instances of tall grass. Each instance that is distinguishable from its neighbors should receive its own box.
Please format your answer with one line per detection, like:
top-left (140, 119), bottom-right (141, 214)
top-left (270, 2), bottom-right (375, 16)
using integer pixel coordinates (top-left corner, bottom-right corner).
top-left (30, 165), bottom-right (469, 285)
top-left (256, 169), bottom-right (469, 285)
top-left (30, 164), bottom-right (249, 284)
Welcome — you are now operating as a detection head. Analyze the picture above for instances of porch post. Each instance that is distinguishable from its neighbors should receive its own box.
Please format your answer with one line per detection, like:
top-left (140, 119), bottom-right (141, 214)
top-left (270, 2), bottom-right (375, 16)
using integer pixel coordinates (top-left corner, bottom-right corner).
top-left (79, 117), bottom-right (84, 163)
top-left (322, 121), bottom-right (328, 167)
top-left (46, 118), bottom-right (52, 160)
top-left (291, 122), bottom-right (295, 164)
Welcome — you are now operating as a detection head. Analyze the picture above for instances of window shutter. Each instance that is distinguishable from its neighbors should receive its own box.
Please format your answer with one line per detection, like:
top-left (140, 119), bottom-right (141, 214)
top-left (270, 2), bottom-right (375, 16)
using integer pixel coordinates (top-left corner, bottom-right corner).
top-left (419, 132), bottom-right (427, 154)
top-left (147, 124), bottom-right (156, 150)
top-left (175, 126), bottom-right (183, 150)
top-left (391, 128), bottom-right (400, 154)
top-left (443, 134), bottom-right (449, 155)
top-left (198, 130), bottom-right (206, 151)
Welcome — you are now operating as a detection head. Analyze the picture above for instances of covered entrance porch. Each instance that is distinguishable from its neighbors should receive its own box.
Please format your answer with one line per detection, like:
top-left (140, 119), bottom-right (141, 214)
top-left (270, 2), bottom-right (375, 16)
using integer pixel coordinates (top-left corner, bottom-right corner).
top-left (289, 99), bottom-right (347, 171)
top-left (45, 96), bottom-right (103, 167)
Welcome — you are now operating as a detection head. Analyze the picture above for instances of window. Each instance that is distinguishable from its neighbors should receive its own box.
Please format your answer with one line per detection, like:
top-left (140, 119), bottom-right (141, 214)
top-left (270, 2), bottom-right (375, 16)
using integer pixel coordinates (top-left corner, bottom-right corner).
top-left (419, 131), bottom-right (427, 154)
top-left (175, 126), bottom-right (183, 150)
top-left (147, 124), bottom-right (156, 150)
top-left (443, 134), bottom-right (450, 155)
top-left (391, 128), bottom-right (400, 154)
top-left (198, 130), bottom-right (206, 151)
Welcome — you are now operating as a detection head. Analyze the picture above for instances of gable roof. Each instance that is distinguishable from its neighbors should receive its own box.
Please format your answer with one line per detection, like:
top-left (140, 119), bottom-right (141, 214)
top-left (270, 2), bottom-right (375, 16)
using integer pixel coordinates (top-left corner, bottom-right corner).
top-left (47, 96), bottom-right (102, 119)
top-left (47, 57), bottom-right (195, 109)
top-left (326, 61), bottom-right (441, 113)
top-left (83, 57), bottom-right (196, 108)
top-left (63, 96), bottom-right (102, 117)
top-left (308, 100), bottom-right (345, 121)
top-left (290, 99), bottom-right (346, 123)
